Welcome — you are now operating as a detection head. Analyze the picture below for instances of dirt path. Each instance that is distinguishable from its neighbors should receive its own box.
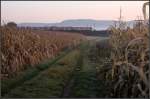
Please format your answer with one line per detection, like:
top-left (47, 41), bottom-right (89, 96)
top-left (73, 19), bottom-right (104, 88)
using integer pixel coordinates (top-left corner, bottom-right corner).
top-left (61, 42), bottom-right (85, 97)
top-left (62, 40), bottom-right (102, 98)
top-left (69, 41), bottom-right (100, 98)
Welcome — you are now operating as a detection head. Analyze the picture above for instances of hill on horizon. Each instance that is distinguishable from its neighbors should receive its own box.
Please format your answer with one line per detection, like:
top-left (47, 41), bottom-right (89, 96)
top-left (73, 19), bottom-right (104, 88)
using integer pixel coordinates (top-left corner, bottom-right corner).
top-left (18, 19), bottom-right (136, 30)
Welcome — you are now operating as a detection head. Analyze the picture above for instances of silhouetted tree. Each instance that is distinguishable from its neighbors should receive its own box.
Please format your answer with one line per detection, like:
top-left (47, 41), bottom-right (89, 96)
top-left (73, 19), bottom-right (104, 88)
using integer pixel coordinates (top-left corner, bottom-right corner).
top-left (7, 22), bottom-right (17, 27)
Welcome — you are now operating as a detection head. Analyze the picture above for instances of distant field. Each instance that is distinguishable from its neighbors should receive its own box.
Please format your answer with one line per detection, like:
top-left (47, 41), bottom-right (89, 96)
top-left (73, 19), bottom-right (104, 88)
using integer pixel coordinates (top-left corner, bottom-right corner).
top-left (42, 30), bottom-right (110, 37)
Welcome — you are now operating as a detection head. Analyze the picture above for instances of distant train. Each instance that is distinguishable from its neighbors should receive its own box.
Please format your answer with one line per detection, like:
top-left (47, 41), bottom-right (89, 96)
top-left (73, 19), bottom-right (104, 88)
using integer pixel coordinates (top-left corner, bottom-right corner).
top-left (30, 26), bottom-right (93, 31)
top-left (49, 26), bottom-right (93, 31)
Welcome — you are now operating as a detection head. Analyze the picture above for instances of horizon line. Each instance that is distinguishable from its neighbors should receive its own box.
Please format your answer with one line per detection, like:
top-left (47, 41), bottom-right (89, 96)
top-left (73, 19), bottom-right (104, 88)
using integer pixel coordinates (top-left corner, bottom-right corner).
top-left (1, 18), bottom-right (138, 24)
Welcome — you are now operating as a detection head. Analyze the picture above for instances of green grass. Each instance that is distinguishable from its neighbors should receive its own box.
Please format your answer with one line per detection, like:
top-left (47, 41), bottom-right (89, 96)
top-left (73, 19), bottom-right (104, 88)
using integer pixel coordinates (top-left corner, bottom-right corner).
top-left (69, 39), bottom-right (112, 98)
top-left (71, 71), bottom-right (99, 97)
top-left (4, 49), bottom-right (80, 98)
top-left (2, 39), bottom-right (112, 98)
top-left (1, 47), bottom-right (75, 96)
top-left (69, 41), bottom-right (100, 98)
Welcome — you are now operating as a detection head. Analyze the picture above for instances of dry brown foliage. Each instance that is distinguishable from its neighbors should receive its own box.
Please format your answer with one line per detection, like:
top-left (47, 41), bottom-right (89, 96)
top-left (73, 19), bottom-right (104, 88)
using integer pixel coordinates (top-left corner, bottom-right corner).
top-left (1, 26), bottom-right (85, 78)
top-left (109, 20), bottom-right (149, 97)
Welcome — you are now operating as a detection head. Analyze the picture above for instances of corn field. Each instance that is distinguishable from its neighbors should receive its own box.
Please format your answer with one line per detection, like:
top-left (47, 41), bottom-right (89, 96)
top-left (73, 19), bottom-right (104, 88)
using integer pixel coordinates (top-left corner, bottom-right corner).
top-left (1, 25), bottom-right (86, 79)
top-left (109, 20), bottom-right (149, 97)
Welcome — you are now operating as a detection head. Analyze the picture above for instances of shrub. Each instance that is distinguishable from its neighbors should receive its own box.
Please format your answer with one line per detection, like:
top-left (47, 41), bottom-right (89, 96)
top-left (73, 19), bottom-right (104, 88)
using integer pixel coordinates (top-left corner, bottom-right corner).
top-left (6, 22), bottom-right (17, 28)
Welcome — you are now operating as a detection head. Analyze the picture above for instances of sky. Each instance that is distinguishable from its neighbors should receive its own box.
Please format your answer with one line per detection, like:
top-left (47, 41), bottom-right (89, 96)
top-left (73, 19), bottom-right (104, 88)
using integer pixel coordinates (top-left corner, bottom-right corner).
top-left (1, 1), bottom-right (149, 23)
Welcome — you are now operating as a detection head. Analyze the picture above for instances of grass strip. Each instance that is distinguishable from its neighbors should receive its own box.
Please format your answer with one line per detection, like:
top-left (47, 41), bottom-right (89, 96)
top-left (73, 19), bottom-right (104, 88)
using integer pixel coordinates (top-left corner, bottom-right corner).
top-left (1, 48), bottom-right (72, 96)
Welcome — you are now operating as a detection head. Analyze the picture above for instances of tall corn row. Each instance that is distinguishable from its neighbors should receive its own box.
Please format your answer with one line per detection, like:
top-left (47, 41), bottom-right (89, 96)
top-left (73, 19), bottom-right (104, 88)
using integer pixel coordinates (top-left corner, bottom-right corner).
top-left (1, 26), bottom-right (85, 79)
top-left (109, 20), bottom-right (149, 97)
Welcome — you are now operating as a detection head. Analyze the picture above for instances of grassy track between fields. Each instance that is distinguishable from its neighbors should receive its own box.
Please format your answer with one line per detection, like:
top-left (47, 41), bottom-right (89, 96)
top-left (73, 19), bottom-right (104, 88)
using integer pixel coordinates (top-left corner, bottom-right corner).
top-left (1, 42), bottom-right (85, 97)
top-left (2, 39), bottom-right (110, 98)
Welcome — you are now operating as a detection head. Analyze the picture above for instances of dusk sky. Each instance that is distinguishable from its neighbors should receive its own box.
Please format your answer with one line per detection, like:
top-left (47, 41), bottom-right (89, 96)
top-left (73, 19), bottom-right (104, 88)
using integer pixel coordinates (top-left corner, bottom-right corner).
top-left (1, 1), bottom-right (149, 23)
